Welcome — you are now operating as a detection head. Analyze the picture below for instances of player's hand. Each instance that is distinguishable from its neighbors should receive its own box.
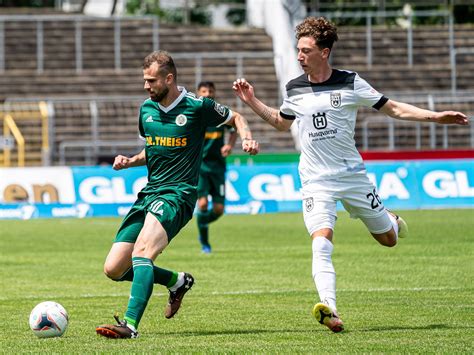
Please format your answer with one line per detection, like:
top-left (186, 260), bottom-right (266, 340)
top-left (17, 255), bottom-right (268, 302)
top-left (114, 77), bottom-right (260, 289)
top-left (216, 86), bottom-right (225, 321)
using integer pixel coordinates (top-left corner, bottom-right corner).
top-left (113, 155), bottom-right (131, 170)
top-left (241, 138), bottom-right (259, 156)
top-left (434, 111), bottom-right (469, 125)
top-left (233, 78), bottom-right (255, 104)
top-left (221, 144), bottom-right (233, 157)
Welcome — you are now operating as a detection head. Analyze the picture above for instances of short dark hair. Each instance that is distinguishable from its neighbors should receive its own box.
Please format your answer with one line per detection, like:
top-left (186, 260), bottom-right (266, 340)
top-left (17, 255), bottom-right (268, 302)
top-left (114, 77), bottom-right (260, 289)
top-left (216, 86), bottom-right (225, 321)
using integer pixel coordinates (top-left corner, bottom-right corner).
top-left (197, 81), bottom-right (216, 90)
top-left (295, 17), bottom-right (338, 50)
top-left (143, 50), bottom-right (178, 81)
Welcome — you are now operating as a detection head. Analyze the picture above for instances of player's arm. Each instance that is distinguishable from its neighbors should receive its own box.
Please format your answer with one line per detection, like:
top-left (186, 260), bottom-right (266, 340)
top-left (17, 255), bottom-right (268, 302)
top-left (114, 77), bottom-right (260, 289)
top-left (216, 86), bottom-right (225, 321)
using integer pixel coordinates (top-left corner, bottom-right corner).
top-left (113, 149), bottom-right (146, 170)
top-left (226, 111), bottom-right (259, 155)
top-left (221, 129), bottom-right (238, 157)
top-left (380, 99), bottom-right (469, 125)
top-left (233, 78), bottom-right (293, 132)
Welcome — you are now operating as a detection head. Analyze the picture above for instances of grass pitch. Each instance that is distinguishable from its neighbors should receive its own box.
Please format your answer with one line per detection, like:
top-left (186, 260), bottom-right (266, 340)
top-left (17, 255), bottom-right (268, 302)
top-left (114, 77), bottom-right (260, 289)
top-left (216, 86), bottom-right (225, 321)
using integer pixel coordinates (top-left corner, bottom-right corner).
top-left (0, 210), bottom-right (473, 353)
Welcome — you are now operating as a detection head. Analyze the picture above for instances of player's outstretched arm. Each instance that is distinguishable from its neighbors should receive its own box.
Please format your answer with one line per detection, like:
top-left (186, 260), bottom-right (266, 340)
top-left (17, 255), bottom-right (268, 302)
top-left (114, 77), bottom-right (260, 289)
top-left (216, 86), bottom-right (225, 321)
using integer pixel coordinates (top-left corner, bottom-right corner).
top-left (228, 111), bottom-right (259, 156)
top-left (233, 78), bottom-right (292, 132)
top-left (113, 149), bottom-right (146, 170)
top-left (380, 99), bottom-right (469, 125)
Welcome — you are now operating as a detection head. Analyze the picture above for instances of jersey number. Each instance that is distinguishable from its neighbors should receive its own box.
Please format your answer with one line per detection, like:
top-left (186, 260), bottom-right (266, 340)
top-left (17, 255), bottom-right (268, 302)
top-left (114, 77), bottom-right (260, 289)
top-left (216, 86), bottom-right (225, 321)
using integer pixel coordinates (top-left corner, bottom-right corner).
top-left (366, 189), bottom-right (382, 209)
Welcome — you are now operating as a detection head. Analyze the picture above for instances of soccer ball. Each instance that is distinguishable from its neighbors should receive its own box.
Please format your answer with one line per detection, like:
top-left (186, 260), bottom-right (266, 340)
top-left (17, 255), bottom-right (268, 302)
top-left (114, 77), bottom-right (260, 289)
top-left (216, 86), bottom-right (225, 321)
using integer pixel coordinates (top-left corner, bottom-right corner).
top-left (29, 301), bottom-right (68, 338)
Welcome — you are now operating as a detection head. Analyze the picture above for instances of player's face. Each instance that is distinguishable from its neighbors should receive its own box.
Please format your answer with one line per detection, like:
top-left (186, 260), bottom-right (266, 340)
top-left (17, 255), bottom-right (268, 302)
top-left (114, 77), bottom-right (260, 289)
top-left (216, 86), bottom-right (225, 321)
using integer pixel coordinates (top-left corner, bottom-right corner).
top-left (143, 62), bottom-right (170, 102)
top-left (197, 86), bottom-right (215, 99)
top-left (297, 36), bottom-right (330, 75)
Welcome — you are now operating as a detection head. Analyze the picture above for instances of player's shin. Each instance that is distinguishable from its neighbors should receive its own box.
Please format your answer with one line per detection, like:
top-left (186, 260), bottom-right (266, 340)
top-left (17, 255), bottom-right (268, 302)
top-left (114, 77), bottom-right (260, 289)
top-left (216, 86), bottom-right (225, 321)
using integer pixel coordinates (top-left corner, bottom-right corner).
top-left (312, 237), bottom-right (337, 310)
top-left (197, 213), bottom-right (210, 247)
top-left (198, 210), bottom-right (220, 225)
top-left (123, 257), bottom-right (155, 330)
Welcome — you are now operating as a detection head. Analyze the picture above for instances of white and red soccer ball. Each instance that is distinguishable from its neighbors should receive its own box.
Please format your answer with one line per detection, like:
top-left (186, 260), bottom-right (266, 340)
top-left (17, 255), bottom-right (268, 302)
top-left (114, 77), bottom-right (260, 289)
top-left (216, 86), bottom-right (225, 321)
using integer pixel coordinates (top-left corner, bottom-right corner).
top-left (29, 301), bottom-right (68, 338)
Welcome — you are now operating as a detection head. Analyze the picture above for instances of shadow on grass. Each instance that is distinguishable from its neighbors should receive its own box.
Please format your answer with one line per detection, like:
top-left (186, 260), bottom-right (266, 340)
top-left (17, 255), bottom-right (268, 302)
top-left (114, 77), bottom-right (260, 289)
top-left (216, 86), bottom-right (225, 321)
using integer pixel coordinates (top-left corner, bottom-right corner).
top-left (154, 328), bottom-right (317, 337)
top-left (154, 323), bottom-right (474, 337)
top-left (354, 323), bottom-right (474, 333)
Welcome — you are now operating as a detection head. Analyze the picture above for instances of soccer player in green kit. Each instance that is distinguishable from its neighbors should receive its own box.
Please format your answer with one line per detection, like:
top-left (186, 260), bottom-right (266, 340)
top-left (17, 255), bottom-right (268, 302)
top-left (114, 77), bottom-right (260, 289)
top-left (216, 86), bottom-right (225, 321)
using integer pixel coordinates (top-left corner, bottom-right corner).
top-left (196, 81), bottom-right (238, 253)
top-left (96, 51), bottom-right (259, 339)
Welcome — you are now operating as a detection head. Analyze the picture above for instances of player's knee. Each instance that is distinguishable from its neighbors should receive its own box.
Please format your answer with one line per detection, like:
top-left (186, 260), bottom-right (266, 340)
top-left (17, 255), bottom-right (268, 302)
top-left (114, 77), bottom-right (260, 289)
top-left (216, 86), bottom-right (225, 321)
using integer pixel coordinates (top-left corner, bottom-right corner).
top-left (373, 231), bottom-right (397, 247)
top-left (103, 264), bottom-right (121, 280)
top-left (198, 199), bottom-right (208, 211)
top-left (382, 237), bottom-right (397, 247)
top-left (213, 204), bottom-right (224, 216)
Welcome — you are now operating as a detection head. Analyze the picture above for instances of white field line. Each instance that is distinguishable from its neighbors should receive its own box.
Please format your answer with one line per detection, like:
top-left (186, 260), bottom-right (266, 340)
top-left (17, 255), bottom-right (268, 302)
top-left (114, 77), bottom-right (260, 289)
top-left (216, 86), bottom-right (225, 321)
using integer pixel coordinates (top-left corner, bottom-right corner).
top-left (1, 286), bottom-right (471, 302)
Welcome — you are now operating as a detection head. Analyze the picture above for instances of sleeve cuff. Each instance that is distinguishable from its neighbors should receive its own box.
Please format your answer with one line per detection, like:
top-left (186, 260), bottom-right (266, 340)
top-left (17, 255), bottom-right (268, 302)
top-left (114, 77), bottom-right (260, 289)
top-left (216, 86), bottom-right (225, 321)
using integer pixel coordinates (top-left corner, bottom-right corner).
top-left (372, 96), bottom-right (389, 110)
top-left (279, 111), bottom-right (296, 120)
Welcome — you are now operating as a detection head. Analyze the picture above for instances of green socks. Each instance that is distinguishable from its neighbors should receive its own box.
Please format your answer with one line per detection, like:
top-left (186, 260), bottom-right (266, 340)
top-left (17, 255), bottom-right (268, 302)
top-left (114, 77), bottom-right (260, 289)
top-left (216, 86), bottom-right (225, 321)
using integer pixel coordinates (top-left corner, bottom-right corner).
top-left (198, 210), bottom-right (220, 225)
top-left (197, 211), bottom-right (221, 247)
top-left (124, 257), bottom-right (155, 329)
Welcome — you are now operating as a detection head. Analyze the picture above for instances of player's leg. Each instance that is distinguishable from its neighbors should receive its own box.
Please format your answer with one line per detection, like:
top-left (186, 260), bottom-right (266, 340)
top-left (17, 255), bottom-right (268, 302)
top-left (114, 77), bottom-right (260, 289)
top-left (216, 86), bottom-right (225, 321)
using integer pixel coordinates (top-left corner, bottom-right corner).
top-left (103, 242), bottom-right (134, 280)
top-left (124, 212), bottom-right (169, 330)
top-left (103, 201), bottom-right (143, 281)
top-left (197, 195), bottom-right (211, 252)
top-left (199, 172), bottom-right (226, 252)
top-left (197, 172), bottom-right (211, 251)
top-left (102, 203), bottom-right (177, 286)
top-left (340, 173), bottom-right (407, 247)
top-left (302, 186), bottom-right (344, 333)
top-left (198, 172), bottom-right (225, 225)
top-left (96, 212), bottom-right (168, 338)
top-left (97, 193), bottom-right (195, 338)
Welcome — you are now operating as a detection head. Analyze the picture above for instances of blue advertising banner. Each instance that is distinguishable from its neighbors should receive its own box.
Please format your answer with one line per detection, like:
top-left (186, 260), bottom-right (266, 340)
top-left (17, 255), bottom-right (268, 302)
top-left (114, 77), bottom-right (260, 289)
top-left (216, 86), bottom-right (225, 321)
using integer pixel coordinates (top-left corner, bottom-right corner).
top-left (0, 159), bottom-right (472, 219)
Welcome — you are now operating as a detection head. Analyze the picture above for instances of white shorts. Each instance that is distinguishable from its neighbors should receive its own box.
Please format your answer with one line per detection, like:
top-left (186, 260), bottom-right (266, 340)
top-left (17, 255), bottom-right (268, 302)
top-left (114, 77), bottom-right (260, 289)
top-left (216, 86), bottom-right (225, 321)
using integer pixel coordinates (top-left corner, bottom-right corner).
top-left (302, 172), bottom-right (392, 236)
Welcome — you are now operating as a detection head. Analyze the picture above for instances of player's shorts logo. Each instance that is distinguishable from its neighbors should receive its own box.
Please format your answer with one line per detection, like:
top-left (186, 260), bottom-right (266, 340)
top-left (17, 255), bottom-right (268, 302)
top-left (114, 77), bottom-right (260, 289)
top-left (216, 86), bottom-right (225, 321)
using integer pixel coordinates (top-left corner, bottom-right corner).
top-left (175, 114), bottom-right (187, 126)
top-left (304, 197), bottom-right (314, 212)
top-left (330, 92), bottom-right (341, 108)
top-left (312, 112), bottom-right (327, 130)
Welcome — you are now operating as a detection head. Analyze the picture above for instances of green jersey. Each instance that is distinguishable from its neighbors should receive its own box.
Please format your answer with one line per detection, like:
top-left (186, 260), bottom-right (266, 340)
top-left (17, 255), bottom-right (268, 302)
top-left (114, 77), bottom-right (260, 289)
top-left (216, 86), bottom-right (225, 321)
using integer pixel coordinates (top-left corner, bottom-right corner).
top-left (138, 87), bottom-right (232, 195)
top-left (200, 125), bottom-right (234, 173)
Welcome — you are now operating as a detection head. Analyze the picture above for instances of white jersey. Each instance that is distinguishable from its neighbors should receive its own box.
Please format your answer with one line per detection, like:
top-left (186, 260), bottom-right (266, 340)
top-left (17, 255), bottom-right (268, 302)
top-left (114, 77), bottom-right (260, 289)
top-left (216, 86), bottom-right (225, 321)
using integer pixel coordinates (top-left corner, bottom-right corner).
top-left (279, 69), bottom-right (387, 185)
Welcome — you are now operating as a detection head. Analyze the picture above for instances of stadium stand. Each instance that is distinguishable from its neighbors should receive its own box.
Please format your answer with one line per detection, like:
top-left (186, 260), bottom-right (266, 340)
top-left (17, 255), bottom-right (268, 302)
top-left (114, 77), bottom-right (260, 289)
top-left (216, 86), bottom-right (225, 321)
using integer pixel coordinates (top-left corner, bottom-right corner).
top-left (0, 14), bottom-right (473, 166)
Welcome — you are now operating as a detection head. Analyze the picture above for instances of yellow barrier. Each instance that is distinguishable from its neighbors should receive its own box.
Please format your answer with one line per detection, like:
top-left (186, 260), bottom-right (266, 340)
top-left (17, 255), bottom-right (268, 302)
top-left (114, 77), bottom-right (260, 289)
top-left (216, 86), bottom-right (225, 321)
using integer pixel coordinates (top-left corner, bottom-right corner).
top-left (3, 114), bottom-right (25, 167)
top-left (1, 101), bottom-right (49, 167)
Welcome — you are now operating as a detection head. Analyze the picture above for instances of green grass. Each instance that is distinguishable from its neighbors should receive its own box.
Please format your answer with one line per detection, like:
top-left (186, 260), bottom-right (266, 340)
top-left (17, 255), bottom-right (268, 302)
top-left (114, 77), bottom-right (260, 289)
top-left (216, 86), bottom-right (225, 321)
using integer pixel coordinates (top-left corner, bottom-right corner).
top-left (0, 210), bottom-right (473, 353)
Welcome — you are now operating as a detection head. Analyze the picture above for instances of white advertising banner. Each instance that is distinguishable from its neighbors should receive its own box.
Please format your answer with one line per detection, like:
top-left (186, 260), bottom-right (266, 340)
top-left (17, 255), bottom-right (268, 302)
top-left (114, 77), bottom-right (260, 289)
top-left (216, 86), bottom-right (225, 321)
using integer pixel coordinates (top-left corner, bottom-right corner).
top-left (0, 167), bottom-right (76, 204)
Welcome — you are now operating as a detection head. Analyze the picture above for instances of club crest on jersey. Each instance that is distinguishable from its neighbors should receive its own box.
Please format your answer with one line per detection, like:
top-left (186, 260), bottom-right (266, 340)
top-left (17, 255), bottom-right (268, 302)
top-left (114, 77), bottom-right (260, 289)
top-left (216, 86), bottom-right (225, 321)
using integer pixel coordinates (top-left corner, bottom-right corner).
top-left (214, 103), bottom-right (226, 117)
top-left (330, 92), bottom-right (341, 108)
top-left (304, 197), bottom-right (314, 212)
top-left (312, 112), bottom-right (327, 130)
top-left (175, 114), bottom-right (187, 126)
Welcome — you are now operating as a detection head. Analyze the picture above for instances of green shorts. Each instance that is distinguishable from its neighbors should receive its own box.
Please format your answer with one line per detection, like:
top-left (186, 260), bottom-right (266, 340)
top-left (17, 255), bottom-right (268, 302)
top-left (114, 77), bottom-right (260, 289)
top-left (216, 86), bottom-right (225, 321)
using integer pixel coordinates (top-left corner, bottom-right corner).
top-left (114, 187), bottom-right (195, 244)
top-left (197, 170), bottom-right (226, 204)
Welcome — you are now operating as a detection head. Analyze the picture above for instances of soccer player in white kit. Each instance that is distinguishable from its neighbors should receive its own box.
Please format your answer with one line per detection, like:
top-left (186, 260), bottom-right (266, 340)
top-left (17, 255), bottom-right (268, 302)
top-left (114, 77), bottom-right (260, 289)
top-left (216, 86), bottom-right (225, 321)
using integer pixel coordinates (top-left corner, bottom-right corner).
top-left (233, 16), bottom-right (469, 332)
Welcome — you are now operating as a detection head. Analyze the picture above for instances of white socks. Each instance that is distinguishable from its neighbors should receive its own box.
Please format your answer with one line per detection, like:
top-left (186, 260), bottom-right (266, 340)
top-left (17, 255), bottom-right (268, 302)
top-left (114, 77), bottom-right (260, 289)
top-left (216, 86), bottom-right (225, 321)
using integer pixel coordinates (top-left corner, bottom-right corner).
top-left (312, 237), bottom-right (337, 311)
top-left (388, 213), bottom-right (399, 240)
top-left (168, 272), bottom-right (185, 291)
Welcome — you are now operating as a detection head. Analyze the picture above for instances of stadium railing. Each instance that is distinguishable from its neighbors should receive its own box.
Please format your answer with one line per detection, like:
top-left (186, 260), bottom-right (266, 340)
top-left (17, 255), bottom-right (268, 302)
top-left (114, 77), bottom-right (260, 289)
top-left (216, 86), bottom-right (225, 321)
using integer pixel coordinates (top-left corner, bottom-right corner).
top-left (309, 9), bottom-right (454, 69)
top-left (0, 14), bottom-right (159, 74)
top-left (450, 47), bottom-right (474, 94)
top-left (6, 91), bottom-right (473, 166)
top-left (359, 91), bottom-right (474, 151)
top-left (172, 51), bottom-right (278, 110)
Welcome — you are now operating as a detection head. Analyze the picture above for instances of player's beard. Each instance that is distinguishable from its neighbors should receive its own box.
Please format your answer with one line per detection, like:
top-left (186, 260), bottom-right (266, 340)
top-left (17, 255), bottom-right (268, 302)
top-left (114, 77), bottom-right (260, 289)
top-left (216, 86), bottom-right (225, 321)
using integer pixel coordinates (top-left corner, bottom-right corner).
top-left (150, 87), bottom-right (169, 102)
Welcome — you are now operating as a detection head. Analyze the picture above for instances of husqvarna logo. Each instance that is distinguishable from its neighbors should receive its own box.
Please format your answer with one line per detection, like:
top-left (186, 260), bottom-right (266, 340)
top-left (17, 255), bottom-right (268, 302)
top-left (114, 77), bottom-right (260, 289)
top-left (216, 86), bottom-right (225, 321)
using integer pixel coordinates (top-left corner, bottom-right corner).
top-left (312, 112), bottom-right (327, 130)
